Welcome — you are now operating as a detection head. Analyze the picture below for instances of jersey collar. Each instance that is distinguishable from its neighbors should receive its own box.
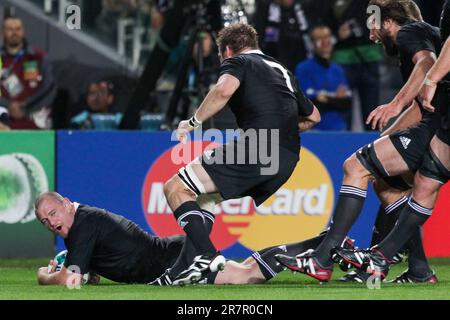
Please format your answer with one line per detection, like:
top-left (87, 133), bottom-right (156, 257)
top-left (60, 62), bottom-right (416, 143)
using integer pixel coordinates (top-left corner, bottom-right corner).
top-left (240, 49), bottom-right (264, 55)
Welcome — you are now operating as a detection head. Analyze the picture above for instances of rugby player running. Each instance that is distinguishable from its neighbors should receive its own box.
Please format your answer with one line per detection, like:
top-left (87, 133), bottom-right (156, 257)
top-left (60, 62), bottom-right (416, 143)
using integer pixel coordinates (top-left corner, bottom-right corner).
top-left (332, 0), bottom-right (450, 280)
top-left (152, 23), bottom-right (320, 285)
top-left (276, 0), bottom-right (445, 283)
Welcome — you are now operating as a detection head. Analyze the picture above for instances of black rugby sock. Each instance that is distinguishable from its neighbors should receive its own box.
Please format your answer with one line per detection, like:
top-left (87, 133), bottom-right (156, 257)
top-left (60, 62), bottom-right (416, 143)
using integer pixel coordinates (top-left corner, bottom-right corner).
top-left (371, 197), bottom-right (407, 246)
top-left (371, 205), bottom-right (388, 246)
top-left (377, 198), bottom-right (431, 260)
top-left (253, 233), bottom-right (327, 280)
top-left (315, 185), bottom-right (367, 268)
top-left (169, 209), bottom-right (215, 278)
top-left (173, 201), bottom-right (217, 256)
top-left (405, 226), bottom-right (433, 277)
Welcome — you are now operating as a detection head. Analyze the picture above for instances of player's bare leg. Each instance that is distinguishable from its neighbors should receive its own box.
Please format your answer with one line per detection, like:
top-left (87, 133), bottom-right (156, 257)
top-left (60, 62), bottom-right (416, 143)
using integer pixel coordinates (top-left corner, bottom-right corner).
top-left (371, 178), bottom-right (410, 254)
top-left (274, 137), bottom-right (413, 281)
top-left (375, 136), bottom-right (450, 259)
top-left (373, 178), bottom-right (410, 207)
top-left (334, 136), bottom-right (449, 281)
top-left (412, 136), bottom-right (450, 207)
top-left (214, 259), bottom-right (266, 285)
top-left (164, 158), bottom-right (219, 211)
top-left (342, 175), bottom-right (435, 283)
top-left (159, 158), bottom-right (226, 285)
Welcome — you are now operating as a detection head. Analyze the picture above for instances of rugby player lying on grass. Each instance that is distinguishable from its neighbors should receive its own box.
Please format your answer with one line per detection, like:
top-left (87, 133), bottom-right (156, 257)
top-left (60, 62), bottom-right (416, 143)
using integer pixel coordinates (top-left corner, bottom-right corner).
top-left (36, 192), bottom-right (353, 286)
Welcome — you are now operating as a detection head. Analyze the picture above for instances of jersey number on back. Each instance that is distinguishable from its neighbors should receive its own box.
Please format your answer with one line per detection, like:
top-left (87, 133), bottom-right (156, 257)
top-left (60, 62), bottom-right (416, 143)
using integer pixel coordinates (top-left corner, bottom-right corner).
top-left (262, 59), bottom-right (294, 93)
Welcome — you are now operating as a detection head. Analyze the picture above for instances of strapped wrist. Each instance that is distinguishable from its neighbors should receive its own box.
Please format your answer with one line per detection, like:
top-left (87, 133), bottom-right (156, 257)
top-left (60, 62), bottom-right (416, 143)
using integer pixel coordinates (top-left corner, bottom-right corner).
top-left (424, 77), bottom-right (438, 87)
top-left (188, 115), bottom-right (202, 128)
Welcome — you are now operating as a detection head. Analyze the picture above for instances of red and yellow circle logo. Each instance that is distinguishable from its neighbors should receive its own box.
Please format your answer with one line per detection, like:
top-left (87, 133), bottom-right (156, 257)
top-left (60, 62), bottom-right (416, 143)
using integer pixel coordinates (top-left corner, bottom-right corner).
top-left (142, 141), bottom-right (334, 251)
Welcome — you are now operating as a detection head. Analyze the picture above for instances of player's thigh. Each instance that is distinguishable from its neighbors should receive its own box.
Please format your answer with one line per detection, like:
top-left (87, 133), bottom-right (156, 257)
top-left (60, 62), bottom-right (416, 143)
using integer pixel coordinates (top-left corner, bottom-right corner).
top-left (373, 135), bottom-right (410, 176)
top-left (215, 260), bottom-right (265, 285)
top-left (188, 158), bottom-right (219, 194)
top-left (373, 178), bottom-right (411, 207)
top-left (430, 135), bottom-right (450, 170)
top-left (411, 172), bottom-right (442, 208)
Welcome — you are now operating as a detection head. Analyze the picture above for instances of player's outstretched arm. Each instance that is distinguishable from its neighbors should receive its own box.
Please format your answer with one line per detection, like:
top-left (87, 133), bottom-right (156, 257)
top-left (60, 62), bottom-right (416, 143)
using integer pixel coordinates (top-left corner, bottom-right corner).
top-left (367, 50), bottom-right (437, 131)
top-left (176, 74), bottom-right (240, 143)
top-left (37, 265), bottom-right (82, 286)
top-left (381, 100), bottom-right (422, 137)
top-left (298, 105), bottom-right (321, 133)
top-left (419, 38), bottom-right (450, 112)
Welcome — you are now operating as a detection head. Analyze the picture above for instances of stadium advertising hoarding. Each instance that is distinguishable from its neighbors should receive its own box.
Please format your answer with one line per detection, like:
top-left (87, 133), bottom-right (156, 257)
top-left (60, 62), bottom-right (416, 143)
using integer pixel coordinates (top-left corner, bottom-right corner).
top-left (56, 131), bottom-right (450, 258)
top-left (0, 131), bottom-right (55, 258)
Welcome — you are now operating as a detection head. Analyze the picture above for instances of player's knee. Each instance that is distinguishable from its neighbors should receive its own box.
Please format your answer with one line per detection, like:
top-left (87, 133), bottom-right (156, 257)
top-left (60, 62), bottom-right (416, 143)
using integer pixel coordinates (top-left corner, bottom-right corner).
top-left (163, 176), bottom-right (176, 198)
top-left (412, 174), bottom-right (441, 202)
top-left (373, 179), bottom-right (390, 202)
top-left (164, 176), bottom-right (184, 201)
top-left (164, 175), bottom-right (197, 206)
top-left (343, 155), bottom-right (365, 178)
top-left (372, 179), bottom-right (383, 194)
top-left (232, 266), bottom-right (262, 285)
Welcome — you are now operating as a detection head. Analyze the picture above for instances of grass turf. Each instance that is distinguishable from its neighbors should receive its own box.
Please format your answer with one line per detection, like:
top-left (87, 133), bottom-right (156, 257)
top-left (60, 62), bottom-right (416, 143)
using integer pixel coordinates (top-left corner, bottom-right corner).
top-left (0, 258), bottom-right (449, 300)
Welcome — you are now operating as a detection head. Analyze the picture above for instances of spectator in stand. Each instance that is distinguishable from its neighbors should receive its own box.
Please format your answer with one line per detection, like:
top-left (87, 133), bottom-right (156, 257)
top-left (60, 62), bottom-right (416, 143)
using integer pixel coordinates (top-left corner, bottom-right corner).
top-left (70, 78), bottom-right (120, 130)
top-left (319, 0), bottom-right (384, 130)
top-left (69, 72), bottom-right (139, 130)
top-left (253, 0), bottom-right (315, 72)
top-left (0, 16), bottom-right (56, 129)
top-left (295, 25), bottom-right (352, 131)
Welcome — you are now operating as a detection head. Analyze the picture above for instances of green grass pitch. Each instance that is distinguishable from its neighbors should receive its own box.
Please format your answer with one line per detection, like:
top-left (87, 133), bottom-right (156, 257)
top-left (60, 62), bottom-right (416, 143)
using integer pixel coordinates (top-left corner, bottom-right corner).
top-left (1, 258), bottom-right (449, 300)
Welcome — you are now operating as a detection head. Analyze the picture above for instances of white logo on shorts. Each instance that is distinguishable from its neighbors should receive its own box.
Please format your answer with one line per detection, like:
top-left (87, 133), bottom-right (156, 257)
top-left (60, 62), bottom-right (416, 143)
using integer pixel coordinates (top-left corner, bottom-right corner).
top-left (400, 136), bottom-right (411, 149)
top-left (180, 221), bottom-right (189, 229)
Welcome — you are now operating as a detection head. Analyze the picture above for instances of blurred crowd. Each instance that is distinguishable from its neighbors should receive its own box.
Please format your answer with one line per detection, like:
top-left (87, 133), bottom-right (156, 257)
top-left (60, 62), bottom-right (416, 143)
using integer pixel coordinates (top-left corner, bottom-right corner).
top-left (0, 0), bottom-right (446, 131)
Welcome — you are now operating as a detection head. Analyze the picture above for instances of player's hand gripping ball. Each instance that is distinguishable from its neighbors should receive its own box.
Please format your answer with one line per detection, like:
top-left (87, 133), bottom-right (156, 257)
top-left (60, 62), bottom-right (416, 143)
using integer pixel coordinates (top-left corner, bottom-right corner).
top-left (47, 250), bottom-right (91, 284)
top-left (47, 250), bottom-right (67, 273)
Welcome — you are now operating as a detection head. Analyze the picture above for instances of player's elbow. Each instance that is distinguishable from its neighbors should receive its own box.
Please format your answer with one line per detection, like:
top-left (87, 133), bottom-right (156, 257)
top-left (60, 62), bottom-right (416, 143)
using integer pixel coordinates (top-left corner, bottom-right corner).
top-left (214, 83), bottom-right (234, 100)
top-left (309, 106), bottom-right (321, 124)
top-left (37, 272), bottom-right (52, 285)
top-left (417, 55), bottom-right (437, 71)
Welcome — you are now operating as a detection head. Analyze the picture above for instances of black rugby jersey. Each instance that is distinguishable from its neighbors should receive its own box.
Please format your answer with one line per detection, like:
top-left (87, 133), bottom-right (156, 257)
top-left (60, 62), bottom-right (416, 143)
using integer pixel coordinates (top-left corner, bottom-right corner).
top-left (219, 50), bottom-right (314, 154)
top-left (64, 205), bottom-right (183, 283)
top-left (396, 22), bottom-right (442, 83)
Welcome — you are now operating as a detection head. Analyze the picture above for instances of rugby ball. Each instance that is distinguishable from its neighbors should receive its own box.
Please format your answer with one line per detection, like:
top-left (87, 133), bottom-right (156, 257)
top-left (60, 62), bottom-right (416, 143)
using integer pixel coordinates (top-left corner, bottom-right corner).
top-left (48, 250), bottom-right (67, 273)
top-left (47, 250), bottom-right (90, 284)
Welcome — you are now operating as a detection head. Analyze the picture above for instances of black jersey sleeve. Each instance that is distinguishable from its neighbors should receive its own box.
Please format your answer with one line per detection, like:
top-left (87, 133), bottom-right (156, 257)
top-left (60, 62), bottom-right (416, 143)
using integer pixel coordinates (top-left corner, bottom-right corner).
top-left (290, 71), bottom-right (314, 117)
top-left (397, 24), bottom-right (438, 59)
top-left (219, 56), bottom-right (246, 81)
top-left (64, 222), bottom-right (97, 274)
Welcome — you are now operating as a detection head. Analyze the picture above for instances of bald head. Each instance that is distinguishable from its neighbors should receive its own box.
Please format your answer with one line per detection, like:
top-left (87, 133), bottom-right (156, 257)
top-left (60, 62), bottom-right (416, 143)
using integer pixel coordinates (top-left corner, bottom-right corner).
top-left (34, 192), bottom-right (64, 216)
top-left (34, 192), bottom-right (75, 238)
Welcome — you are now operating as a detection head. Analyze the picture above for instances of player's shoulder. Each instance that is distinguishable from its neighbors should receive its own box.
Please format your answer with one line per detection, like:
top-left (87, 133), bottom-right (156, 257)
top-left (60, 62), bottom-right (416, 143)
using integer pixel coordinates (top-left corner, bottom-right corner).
top-left (223, 54), bottom-right (247, 66)
top-left (235, 50), bottom-right (275, 64)
top-left (221, 51), bottom-right (271, 74)
top-left (75, 204), bottom-right (109, 224)
top-left (398, 22), bottom-right (439, 39)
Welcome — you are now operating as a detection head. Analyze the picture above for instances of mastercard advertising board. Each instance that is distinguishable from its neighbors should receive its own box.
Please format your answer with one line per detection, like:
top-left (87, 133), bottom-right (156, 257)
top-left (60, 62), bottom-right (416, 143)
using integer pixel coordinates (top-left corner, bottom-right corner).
top-left (142, 141), bottom-right (334, 251)
top-left (57, 131), bottom-right (450, 258)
